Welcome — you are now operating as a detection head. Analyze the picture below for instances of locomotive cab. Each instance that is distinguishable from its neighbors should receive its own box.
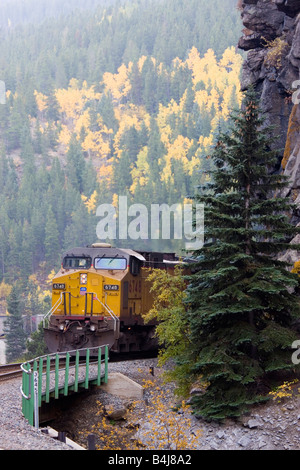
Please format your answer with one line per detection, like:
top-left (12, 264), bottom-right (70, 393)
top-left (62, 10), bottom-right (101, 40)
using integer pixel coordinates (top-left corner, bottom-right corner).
top-left (43, 244), bottom-right (178, 354)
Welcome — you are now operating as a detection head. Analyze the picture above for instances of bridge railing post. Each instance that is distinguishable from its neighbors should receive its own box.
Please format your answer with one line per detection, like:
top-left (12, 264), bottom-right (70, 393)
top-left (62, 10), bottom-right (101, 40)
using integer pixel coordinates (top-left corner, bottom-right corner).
top-left (21, 344), bottom-right (109, 428)
top-left (20, 362), bottom-right (36, 427)
top-left (85, 348), bottom-right (90, 389)
top-left (104, 345), bottom-right (108, 383)
top-left (97, 347), bottom-right (101, 385)
top-left (38, 357), bottom-right (43, 407)
top-left (33, 361), bottom-right (39, 429)
top-left (64, 352), bottom-right (70, 396)
top-left (74, 349), bottom-right (79, 392)
top-left (55, 353), bottom-right (59, 399)
top-left (21, 362), bottom-right (32, 423)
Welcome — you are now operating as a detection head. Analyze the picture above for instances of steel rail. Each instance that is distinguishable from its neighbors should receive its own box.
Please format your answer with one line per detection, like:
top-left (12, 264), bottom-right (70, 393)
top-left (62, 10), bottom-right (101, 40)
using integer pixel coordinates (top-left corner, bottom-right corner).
top-left (0, 363), bottom-right (23, 382)
top-left (0, 358), bottom-right (88, 383)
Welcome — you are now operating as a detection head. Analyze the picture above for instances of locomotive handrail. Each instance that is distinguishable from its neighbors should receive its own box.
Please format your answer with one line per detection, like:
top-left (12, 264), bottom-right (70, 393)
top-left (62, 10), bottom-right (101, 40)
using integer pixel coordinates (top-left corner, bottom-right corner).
top-left (43, 291), bottom-right (80, 326)
top-left (43, 291), bottom-right (119, 324)
top-left (43, 291), bottom-right (120, 341)
top-left (43, 293), bottom-right (64, 327)
top-left (93, 294), bottom-right (120, 339)
top-left (94, 294), bottom-right (118, 320)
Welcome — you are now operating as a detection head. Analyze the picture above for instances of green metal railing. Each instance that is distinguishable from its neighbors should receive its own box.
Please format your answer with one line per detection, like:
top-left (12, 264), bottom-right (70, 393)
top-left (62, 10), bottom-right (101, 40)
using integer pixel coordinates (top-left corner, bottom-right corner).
top-left (20, 345), bottom-right (109, 428)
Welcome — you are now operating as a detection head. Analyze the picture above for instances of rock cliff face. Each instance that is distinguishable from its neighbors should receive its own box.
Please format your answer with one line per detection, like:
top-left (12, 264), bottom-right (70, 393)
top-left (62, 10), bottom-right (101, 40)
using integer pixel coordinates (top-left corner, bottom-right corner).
top-left (239, 0), bottom-right (300, 173)
top-left (238, 0), bottom-right (300, 262)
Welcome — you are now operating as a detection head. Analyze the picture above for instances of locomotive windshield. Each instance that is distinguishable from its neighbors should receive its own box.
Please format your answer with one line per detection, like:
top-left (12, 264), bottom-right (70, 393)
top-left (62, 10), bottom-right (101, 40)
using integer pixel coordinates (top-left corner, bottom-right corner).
top-left (95, 257), bottom-right (127, 270)
top-left (63, 256), bottom-right (92, 269)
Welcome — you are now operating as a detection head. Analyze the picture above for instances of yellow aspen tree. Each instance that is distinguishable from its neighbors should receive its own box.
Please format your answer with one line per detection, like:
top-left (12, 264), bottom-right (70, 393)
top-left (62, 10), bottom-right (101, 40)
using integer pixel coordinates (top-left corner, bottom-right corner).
top-left (221, 84), bottom-right (234, 118)
top-left (186, 46), bottom-right (203, 85)
top-left (99, 162), bottom-right (114, 185)
top-left (58, 123), bottom-right (72, 148)
top-left (82, 128), bottom-right (112, 160)
top-left (156, 100), bottom-right (180, 148)
top-left (82, 190), bottom-right (98, 213)
top-left (138, 55), bottom-right (148, 71)
top-left (55, 86), bottom-right (84, 121)
top-left (74, 109), bottom-right (91, 136)
top-left (103, 63), bottom-right (132, 104)
top-left (113, 108), bottom-right (143, 161)
top-left (55, 79), bottom-right (100, 122)
top-left (34, 90), bottom-right (48, 115)
top-left (130, 146), bottom-right (150, 194)
top-left (208, 87), bottom-right (220, 115)
top-left (160, 135), bottom-right (193, 184)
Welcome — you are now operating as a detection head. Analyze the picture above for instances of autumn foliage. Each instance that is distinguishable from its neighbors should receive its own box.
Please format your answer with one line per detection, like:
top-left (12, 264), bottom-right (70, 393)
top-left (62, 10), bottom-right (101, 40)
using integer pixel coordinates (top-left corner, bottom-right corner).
top-left (79, 375), bottom-right (202, 450)
top-left (26, 46), bottom-right (243, 211)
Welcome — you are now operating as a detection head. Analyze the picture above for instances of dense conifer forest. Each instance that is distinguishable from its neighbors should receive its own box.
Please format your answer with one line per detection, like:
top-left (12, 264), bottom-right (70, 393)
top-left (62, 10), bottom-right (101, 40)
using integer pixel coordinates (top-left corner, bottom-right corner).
top-left (0, 0), bottom-right (242, 353)
top-left (0, 0), bottom-right (242, 280)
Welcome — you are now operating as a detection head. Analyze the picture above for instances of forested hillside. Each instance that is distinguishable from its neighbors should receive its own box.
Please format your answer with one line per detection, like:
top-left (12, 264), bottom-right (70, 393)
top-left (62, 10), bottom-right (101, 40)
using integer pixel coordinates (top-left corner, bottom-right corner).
top-left (0, 0), bottom-right (114, 27)
top-left (0, 0), bottom-right (242, 317)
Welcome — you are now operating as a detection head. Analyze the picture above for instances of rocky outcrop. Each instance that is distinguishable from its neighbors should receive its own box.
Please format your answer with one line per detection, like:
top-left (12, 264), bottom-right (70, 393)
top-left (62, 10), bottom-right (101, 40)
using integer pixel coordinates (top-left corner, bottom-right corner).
top-left (239, 0), bottom-right (300, 153)
top-left (238, 0), bottom-right (300, 262)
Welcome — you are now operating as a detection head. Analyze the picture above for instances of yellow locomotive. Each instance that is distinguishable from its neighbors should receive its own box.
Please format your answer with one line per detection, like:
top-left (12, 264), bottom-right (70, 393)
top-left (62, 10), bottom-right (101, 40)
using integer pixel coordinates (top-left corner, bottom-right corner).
top-left (43, 243), bottom-right (180, 354)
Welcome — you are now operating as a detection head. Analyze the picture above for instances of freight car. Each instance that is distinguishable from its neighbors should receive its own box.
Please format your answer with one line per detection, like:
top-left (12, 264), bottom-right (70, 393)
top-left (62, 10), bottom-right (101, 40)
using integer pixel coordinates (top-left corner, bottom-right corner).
top-left (43, 243), bottom-right (181, 354)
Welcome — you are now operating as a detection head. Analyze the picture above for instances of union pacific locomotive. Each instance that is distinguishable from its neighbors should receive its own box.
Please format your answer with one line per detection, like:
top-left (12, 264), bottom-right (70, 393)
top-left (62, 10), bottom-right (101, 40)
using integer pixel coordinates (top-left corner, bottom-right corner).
top-left (43, 243), bottom-right (181, 354)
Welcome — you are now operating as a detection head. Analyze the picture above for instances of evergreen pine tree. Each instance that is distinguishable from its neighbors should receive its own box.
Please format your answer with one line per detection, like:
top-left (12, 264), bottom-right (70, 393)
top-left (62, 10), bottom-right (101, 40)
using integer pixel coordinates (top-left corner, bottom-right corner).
top-left (129, 62), bottom-right (143, 106)
top-left (98, 92), bottom-right (118, 132)
top-left (113, 126), bottom-right (141, 193)
top-left (64, 200), bottom-right (94, 249)
top-left (0, 147), bottom-right (9, 189)
top-left (4, 285), bottom-right (26, 362)
top-left (21, 220), bottom-right (35, 277)
top-left (147, 117), bottom-right (165, 195)
top-left (44, 206), bottom-right (61, 268)
top-left (46, 88), bottom-right (60, 122)
top-left (25, 322), bottom-right (48, 360)
top-left (66, 134), bottom-right (86, 194)
top-left (186, 88), bottom-right (300, 421)
top-left (6, 96), bottom-right (25, 151)
top-left (142, 57), bottom-right (158, 114)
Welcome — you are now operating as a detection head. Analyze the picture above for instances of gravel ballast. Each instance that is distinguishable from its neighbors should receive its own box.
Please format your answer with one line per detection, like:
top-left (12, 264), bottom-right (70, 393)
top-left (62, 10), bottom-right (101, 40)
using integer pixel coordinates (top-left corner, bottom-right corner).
top-left (1, 358), bottom-right (300, 450)
top-left (0, 378), bottom-right (72, 450)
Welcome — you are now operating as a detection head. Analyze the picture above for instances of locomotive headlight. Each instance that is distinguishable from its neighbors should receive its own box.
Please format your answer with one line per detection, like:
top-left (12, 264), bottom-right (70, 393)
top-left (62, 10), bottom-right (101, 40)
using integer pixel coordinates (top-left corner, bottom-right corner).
top-left (59, 323), bottom-right (65, 331)
top-left (90, 324), bottom-right (96, 332)
top-left (80, 273), bottom-right (88, 284)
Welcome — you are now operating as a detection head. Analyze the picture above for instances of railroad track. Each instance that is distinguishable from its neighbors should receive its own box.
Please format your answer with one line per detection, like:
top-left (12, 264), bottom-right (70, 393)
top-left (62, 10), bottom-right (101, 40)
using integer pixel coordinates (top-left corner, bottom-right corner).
top-left (0, 350), bottom-right (157, 383)
top-left (0, 357), bottom-right (100, 384)
top-left (0, 363), bottom-right (22, 382)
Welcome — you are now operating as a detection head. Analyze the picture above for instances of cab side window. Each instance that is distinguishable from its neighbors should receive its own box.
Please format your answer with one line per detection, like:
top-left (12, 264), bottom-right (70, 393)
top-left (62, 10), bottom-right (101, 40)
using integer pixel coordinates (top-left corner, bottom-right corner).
top-left (130, 257), bottom-right (141, 276)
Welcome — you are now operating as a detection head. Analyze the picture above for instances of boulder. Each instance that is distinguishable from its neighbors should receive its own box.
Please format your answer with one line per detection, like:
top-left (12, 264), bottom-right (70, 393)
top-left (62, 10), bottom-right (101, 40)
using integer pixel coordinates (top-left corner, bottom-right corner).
top-left (105, 405), bottom-right (128, 421)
